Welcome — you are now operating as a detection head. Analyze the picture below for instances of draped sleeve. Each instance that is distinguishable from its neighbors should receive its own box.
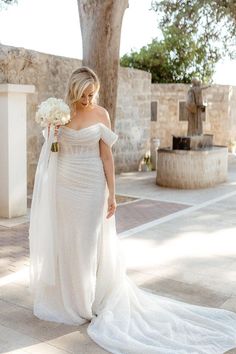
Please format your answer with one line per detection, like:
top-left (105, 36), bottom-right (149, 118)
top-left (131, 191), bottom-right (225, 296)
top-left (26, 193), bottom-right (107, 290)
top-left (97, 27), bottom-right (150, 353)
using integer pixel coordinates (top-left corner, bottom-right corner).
top-left (29, 125), bottom-right (58, 294)
top-left (100, 123), bottom-right (118, 147)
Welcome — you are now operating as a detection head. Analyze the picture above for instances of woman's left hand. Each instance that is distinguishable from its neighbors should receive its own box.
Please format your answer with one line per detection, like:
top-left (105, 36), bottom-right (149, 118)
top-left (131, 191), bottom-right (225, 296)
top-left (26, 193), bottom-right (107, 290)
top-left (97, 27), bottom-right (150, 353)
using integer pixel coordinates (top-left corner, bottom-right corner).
top-left (107, 194), bottom-right (117, 219)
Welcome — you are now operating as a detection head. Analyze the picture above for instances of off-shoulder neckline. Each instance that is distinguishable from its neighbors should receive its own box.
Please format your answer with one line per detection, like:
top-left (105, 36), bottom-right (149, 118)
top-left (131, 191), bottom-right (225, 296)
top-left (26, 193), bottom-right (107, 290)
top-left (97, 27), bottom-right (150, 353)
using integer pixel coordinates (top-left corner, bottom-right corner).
top-left (61, 122), bottom-right (103, 133)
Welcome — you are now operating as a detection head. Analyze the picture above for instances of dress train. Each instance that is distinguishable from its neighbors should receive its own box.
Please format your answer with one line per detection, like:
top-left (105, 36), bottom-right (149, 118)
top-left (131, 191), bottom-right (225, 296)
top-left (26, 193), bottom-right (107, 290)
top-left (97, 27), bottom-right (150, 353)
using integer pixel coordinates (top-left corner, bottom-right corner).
top-left (29, 123), bottom-right (236, 354)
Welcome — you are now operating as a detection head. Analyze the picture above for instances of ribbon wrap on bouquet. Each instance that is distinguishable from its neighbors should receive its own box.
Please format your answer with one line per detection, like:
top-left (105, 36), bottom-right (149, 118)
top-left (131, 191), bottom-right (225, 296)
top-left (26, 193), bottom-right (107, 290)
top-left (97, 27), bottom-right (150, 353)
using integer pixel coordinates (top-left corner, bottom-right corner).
top-left (29, 125), bottom-right (58, 293)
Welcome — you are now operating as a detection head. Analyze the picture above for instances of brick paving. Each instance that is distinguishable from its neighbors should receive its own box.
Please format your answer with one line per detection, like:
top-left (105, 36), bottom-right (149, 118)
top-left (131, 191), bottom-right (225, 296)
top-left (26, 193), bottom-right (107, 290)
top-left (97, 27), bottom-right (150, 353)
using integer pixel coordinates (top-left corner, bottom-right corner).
top-left (0, 224), bottom-right (29, 278)
top-left (116, 198), bottom-right (190, 233)
top-left (0, 197), bottom-right (190, 278)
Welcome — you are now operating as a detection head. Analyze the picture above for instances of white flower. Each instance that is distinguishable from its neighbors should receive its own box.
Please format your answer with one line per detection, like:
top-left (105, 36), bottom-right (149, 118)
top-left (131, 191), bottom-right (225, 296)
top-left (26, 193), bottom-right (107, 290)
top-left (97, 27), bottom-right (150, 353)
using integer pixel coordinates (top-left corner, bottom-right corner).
top-left (35, 97), bottom-right (71, 127)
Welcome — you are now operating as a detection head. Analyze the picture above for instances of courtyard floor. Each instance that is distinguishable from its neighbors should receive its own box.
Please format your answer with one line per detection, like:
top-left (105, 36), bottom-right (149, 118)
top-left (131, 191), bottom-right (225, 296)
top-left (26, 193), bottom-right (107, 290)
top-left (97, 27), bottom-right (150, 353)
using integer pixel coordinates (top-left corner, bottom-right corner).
top-left (0, 155), bottom-right (236, 353)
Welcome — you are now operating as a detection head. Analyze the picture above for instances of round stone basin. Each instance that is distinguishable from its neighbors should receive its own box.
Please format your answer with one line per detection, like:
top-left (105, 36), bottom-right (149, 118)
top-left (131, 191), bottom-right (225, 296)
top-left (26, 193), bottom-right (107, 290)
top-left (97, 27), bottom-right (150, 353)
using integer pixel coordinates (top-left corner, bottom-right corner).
top-left (156, 146), bottom-right (228, 189)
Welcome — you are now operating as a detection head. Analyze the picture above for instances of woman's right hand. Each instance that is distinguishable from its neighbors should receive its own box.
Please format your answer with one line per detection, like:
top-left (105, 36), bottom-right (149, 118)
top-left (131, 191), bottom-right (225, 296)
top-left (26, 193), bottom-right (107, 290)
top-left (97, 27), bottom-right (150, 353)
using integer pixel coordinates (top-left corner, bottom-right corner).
top-left (106, 194), bottom-right (117, 219)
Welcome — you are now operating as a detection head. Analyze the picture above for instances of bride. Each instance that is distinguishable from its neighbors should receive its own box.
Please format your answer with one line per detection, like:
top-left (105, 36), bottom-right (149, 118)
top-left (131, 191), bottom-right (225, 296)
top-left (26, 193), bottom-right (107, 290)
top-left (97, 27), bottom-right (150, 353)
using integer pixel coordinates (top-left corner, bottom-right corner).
top-left (29, 66), bottom-right (236, 354)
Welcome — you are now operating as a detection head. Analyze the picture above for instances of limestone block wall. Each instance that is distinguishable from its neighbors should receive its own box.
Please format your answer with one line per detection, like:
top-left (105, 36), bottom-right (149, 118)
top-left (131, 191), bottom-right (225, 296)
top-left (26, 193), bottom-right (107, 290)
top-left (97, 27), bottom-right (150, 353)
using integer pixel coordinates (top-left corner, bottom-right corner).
top-left (115, 67), bottom-right (151, 172)
top-left (0, 44), bottom-right (151, 191)
top-left (205, 85), bottom-right (232, 146)
top-left (229, 86), bottom-right (236, 145)
top-left (151, 84), bottom-right (207, 148)
top-left (151, 83), bottom-right (235, 148)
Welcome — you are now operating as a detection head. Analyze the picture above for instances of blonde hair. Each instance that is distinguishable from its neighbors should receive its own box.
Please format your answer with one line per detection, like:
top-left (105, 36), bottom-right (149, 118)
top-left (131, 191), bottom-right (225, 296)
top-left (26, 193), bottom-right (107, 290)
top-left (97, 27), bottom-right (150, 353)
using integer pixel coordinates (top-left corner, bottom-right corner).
top-left (65, 66), bottom-right (100, 111)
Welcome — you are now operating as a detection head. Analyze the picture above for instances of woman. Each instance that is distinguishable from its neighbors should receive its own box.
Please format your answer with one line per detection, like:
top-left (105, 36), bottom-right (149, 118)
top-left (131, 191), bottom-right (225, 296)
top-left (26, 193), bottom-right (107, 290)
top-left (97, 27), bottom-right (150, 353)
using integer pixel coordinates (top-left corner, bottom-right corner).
top-left (29, 67), bottom-right (236, 354)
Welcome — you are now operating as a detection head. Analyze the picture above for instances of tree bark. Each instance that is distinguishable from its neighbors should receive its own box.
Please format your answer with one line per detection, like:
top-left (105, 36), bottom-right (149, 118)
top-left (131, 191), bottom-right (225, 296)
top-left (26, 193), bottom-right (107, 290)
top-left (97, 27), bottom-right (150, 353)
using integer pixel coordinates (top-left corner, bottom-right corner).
top-left (77, 0), bottom-right (129, 129)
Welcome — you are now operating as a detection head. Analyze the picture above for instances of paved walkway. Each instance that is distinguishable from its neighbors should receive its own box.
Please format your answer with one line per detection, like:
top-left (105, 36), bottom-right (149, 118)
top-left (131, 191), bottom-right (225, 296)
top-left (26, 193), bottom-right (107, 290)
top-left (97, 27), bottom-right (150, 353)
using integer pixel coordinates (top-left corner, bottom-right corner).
top-left (0, 155), bottom-right (236, 353)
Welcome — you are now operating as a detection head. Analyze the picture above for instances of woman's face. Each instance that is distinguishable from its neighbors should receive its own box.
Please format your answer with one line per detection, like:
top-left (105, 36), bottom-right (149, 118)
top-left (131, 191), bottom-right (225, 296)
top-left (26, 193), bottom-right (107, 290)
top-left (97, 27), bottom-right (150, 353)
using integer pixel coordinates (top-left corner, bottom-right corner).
top-left (77, 83), bottom-right (95, 109)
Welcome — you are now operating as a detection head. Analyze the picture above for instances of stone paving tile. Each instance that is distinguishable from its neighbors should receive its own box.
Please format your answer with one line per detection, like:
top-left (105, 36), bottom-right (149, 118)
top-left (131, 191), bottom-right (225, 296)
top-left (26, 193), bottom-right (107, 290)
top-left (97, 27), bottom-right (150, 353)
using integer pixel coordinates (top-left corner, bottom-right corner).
top-left (221, 297), bottom-right (236, 312)
top-left (0, 213), bottom-right (30, 228)
top-left (0, 323), bottom-right (72, 353)
top-left (0, 300), bottom-right (108, 354)
top-left (116, 164), bottom-right (236, 205)
top-left (0, 299), bottom-right (78, 342)
top-left (116, 198), bottom-right (190, 233)
top-left (46, 324), bottom-right (108, 354)
top-left (0, 323), bottom-right (40, 353)
top-left (0, 282), bottom-right (32, 310)
top-left (127, 270), bottom-right (229, 308)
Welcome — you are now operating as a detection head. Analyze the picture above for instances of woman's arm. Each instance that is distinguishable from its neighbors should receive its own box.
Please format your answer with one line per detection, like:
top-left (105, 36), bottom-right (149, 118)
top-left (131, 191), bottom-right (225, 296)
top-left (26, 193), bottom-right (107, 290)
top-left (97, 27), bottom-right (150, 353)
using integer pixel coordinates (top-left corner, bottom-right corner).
top-left (99, 110), bottom-right (117, 219)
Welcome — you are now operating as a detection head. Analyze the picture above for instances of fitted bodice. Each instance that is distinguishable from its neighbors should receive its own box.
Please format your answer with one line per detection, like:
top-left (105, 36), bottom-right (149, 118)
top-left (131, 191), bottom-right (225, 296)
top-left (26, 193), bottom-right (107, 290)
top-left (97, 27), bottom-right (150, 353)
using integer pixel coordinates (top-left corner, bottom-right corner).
top-left (58, 122), bottom-right (118, 158)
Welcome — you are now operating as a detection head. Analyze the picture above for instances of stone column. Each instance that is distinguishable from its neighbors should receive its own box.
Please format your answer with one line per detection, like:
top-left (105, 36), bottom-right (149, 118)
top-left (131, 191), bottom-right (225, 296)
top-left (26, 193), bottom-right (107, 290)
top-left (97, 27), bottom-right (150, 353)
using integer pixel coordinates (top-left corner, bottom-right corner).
top-left (0, 84), bottom-right (35, 218)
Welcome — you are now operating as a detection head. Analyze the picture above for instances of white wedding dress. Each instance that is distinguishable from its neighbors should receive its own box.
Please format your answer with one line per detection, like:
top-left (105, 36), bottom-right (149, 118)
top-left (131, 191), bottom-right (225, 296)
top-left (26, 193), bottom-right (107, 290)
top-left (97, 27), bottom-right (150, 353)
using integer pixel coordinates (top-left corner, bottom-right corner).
top-left (29, 123), bottom-right (236, 354)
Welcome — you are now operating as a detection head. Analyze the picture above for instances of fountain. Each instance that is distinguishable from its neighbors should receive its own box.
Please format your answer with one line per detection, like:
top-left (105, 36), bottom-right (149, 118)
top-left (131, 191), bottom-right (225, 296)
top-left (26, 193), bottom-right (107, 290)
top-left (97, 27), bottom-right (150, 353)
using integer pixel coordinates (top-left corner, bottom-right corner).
top-left (156, 79), bottom-right (228, 189)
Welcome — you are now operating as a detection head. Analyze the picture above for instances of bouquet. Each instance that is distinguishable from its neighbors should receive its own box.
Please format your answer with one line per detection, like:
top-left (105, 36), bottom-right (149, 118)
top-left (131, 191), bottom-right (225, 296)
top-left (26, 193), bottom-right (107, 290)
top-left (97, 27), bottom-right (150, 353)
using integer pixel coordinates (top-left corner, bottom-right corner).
top-left (35, 97), bottom-right (71, 152)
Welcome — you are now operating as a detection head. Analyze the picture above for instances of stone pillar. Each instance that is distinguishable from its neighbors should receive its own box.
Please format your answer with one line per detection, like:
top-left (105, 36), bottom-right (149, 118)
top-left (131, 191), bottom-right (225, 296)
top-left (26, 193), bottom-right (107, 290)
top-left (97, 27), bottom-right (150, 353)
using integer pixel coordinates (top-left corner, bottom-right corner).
top-left (0, 84), bottom-right (35, 218)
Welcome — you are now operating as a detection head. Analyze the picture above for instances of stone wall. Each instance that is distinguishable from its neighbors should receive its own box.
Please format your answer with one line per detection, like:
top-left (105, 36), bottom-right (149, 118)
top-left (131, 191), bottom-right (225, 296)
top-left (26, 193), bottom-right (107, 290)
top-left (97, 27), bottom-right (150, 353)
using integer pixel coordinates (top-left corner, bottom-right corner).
top-left (2, 43), bottom-right (236, 191)
top-left (206, 85), bottom-right (236, 146)
top-left (151, 83), bottom-right (236, 148)
top-left (151, 84), bottom-right (188, 148)
top-left (116, 67), bottom-right (151, 172)
top-left (229, 86), bottom-right (236, 147)
top-left (0, 44), bottom-right (151, 191)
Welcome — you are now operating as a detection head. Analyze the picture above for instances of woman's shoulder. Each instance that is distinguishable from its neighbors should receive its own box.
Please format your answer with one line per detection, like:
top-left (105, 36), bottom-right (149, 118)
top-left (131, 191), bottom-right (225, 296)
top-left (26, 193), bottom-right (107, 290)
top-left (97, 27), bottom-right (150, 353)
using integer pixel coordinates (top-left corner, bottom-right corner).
top-left (93, 104), bottom-right (111, 127)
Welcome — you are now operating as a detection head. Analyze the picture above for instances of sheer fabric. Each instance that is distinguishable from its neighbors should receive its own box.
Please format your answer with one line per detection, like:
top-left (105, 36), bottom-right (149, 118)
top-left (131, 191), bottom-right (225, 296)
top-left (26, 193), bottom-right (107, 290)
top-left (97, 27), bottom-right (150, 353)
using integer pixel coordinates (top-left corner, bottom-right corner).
top-left (29, 122), bottom-right (236, 354)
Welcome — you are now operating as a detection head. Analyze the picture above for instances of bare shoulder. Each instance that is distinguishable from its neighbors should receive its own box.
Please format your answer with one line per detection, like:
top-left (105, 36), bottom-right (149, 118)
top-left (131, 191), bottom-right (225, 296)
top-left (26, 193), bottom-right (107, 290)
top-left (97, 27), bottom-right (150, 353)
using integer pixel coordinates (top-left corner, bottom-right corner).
top-left (93, 104), bottom-right (111, 128)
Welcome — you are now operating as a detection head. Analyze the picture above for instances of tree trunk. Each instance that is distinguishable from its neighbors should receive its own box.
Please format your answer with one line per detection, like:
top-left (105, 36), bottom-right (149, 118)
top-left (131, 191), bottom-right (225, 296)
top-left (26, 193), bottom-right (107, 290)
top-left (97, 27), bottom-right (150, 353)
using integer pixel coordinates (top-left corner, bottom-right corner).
top-left (77, 0), bottom-right (129, 129)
